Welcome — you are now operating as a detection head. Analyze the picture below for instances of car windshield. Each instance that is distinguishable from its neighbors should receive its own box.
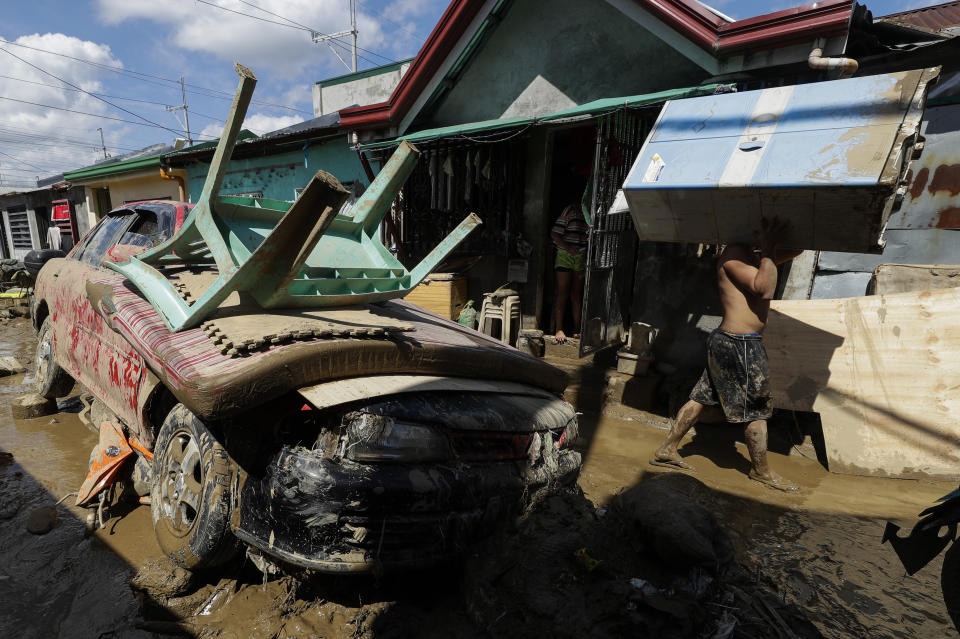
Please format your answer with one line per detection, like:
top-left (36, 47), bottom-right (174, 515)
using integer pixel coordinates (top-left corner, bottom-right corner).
top-left (119, 210), bottom-right (169, 248)
top-left (78, 212), bottom-right (135, 267)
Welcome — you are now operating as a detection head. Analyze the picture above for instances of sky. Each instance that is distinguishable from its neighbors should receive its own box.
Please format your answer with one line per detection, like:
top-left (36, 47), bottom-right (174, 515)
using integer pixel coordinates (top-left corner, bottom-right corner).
top-left (0, 0), bottom-right (948, 189)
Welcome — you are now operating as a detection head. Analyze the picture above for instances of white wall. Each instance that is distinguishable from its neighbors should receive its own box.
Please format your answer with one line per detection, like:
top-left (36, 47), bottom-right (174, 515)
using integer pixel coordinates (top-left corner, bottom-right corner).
top-left (313, 62), bottom-right (411, 116)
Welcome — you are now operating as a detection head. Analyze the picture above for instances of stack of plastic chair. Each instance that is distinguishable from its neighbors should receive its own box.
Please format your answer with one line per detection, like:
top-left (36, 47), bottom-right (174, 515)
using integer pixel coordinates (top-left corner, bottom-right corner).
top-left (107, 63), bottom-right (481, 332)
top-left (478, 288), bottom-right (521, 345)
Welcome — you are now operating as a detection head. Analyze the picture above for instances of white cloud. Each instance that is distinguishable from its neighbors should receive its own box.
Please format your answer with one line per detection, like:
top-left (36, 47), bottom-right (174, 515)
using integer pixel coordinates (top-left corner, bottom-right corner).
top-left (95, 0), bottom-right (388, 79)
top-left (200, 112), bottom-right (303, 138)
top-left (0, 33), bottom-right (123, 184)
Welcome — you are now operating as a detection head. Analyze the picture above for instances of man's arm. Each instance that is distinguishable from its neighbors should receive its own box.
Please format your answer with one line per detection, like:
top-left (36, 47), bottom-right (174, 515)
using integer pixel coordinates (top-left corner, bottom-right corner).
top-left (722, 252), bottom-right (778, 300)
top-left (721, 217), bottom-right (787, 300)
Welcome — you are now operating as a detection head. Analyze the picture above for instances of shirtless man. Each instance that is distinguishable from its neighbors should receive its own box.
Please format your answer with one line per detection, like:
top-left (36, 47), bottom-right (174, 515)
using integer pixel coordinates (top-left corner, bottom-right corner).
top-left (652, 217), bottom-right (802, 491)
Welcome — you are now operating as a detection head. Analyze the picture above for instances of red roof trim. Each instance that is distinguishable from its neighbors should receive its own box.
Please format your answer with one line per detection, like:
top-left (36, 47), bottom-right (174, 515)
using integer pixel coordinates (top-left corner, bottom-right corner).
top-left (717, 0), bottom-right (853, 53)
top-left (341, 0), bottom-right (854, 130)
top-left (637, 0), bottom-right (725, 51)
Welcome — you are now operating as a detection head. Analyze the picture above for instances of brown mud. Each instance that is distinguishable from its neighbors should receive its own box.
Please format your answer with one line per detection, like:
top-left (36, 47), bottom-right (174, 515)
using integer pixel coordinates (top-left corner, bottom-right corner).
top-left (0, 318), bottom-right (956, 637)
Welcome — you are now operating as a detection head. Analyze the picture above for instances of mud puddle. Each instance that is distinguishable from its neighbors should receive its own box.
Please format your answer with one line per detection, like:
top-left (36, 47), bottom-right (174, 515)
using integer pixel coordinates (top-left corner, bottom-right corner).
top-left (578, 413), bottom-right (959, 639)
top-left (0, 317), bottom-right (957, 638)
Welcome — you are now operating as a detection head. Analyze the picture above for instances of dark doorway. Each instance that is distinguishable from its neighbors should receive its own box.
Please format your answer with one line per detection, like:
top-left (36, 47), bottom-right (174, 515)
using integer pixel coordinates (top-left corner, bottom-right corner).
top-left (542, 124), bottom-right (595, 340)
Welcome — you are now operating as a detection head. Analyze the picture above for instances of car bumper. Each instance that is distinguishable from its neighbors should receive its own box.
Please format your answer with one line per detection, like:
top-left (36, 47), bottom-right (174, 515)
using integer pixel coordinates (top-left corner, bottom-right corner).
top-left (232, 446), bottom-right (582, 573)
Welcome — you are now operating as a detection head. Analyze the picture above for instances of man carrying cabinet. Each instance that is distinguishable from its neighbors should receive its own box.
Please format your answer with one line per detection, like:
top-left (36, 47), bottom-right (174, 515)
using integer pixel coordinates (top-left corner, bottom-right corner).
top-left (652, 217), bottom-right (803, 492)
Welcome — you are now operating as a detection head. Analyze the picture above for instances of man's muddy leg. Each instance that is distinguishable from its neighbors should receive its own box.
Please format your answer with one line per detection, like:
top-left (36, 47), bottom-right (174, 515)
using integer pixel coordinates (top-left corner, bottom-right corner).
top-left (744, 419), bottom-right (798, 491)
top-left (652, 400), bottom-right (703, 469)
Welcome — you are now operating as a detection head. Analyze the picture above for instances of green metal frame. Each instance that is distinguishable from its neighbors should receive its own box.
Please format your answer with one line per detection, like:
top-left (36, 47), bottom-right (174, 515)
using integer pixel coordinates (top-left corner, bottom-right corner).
top-left (107, 63), bottom-right (481, 332)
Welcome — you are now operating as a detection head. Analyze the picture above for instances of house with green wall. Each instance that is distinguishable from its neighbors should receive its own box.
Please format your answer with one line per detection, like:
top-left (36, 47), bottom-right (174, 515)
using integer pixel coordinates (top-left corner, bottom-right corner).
top-left (161, 113), bottom-right (368, 204)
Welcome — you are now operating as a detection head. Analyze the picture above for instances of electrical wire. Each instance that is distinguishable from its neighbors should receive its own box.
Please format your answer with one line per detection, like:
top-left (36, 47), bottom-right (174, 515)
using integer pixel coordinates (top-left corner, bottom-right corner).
top-left (0, 143), bottom-right (110, 165)
top-left (0, 37), bottom-right (311, 114)
top-left (0, 94), bottom-right (199, 135)
top-left (0, 73), bottom-right (192, 107)
top-left (0, 149), bottom-right (60, 171)
top-left (195, 0), bottom-right (397, 66)
top-left (0, 46), bottom-right (187, 137)
top-left (0, 125), bottom-right (139, 151)
top-left (0, 73), bottom-right (296, 124)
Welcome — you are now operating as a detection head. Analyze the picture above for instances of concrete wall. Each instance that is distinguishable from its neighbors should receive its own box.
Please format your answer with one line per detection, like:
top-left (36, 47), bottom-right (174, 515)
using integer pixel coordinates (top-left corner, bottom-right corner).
top-left (77, 170), bottom-right (181, 227)
top-left (182, 136), bottom-right (367, 203)
top-left (313, 62), bottom-right (411, 117)
top-left (105, 173), bottom-right (180, 206)
top-left (427, 0), bottom-right (707, 126)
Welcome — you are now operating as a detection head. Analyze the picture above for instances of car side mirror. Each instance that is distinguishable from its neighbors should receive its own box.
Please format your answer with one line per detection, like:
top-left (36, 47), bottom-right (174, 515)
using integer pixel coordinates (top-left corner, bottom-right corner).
top-left (103, 244), bottom-right (147, 265)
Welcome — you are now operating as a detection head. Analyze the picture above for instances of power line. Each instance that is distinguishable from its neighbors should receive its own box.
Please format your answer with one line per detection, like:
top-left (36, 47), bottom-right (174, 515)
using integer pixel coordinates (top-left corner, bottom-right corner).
top-left (0, 94), bottom-right (213, 137)
top-left (0, 37), bottom-right (311, 114)
top-left (0, 73), bottom-right (187, 107)
top-left (233, 0), bottom-right (355, 71)
top-left (0, 47), bottom-right (186, 138)
top-left (0, 143), bottom-right (102, 163)
top-left (0, 73), bottom-right (277, 125)
top-left (194, 0), bottom-right (396, 66)
top-left (0, 124), bottom-right (140, 151)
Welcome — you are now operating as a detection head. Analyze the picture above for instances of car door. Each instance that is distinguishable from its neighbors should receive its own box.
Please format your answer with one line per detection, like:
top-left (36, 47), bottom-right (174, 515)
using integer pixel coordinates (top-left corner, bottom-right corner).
top-left (50, 208), bottom-right (147, 427)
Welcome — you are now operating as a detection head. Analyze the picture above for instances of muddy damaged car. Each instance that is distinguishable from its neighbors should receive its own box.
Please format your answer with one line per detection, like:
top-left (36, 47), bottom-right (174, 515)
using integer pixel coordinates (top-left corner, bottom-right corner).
top-left (30, 64), bottom-right (581, 574)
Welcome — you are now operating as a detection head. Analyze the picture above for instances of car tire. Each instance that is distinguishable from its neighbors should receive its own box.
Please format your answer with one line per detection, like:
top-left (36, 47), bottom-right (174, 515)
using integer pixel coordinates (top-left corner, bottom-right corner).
top-left (151, 404), bottom-right (240, 570)
top-left (35, 317), bottom-right (74, 399)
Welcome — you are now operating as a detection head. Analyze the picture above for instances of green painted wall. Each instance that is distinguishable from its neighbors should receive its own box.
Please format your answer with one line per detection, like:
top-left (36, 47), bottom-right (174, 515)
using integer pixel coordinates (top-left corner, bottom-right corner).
top-left (183, 135), bottom-right (368, 203)
top-left (425, 0), bottom-right (709, 127)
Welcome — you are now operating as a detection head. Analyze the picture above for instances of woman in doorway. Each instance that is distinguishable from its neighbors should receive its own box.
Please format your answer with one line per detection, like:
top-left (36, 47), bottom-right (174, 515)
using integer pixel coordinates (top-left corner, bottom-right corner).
top-left (551, 203), bottom-right (589, 344)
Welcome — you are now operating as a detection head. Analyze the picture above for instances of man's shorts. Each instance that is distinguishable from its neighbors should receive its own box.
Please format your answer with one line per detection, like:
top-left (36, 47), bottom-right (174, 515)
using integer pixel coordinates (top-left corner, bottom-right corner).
top-left (689, 329), bottom-right (773, 423)
top-left (555, 249), bottom-right (585, 272)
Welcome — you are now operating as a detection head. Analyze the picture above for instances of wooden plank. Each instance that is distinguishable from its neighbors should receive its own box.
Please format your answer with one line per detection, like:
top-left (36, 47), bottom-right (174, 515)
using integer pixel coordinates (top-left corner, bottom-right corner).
top-left (765, 288), bottom-right (960, 477)
top-left (871, 264), bottom-right (960, 295)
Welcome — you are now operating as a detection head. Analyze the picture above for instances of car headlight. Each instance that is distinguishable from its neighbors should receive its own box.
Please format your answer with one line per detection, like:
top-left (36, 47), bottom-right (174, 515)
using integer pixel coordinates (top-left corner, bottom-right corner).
top-left (341, 411), bottom-right (451, 463)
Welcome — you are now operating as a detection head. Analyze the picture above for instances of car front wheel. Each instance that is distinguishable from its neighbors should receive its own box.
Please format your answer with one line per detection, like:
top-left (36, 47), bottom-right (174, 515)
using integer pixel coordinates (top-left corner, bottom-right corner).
top-left (151, 404), bottom-right (239, 570)
top-left (35, 317), bottom-right (74, 399)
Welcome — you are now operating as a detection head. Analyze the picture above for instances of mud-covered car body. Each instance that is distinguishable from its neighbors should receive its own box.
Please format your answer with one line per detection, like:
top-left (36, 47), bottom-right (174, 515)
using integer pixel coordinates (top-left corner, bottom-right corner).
top-left (32, 201), bottom-right (580, 573)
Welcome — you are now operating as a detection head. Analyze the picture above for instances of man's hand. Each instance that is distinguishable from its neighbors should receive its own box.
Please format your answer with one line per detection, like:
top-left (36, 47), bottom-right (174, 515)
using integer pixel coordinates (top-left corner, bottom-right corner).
top-left (755, 216), bottom-right (788, 258)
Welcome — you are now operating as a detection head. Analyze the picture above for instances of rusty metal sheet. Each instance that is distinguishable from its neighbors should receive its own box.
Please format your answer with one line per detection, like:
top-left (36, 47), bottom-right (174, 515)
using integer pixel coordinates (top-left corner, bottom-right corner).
top-left (888, 102), bottom-right (960, 230)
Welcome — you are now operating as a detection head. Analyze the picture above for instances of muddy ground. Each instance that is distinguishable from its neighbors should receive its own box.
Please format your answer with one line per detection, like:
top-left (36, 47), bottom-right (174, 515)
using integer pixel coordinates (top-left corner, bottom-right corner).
top-left (0, 317), bottom-right (956, 638)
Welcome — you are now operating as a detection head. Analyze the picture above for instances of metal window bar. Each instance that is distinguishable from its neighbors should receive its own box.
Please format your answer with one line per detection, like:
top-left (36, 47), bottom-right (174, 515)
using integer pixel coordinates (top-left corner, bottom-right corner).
top-left (392, 136), bottom-right (525, 268)
top-left (580, 108), bottom-right (657, 356)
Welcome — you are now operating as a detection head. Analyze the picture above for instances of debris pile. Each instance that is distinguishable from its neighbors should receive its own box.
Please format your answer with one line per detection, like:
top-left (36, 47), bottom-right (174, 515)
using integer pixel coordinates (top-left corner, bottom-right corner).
top-left (130, 474), bottom-right (823, 638)
top-left (462, 473), bottom-right (820, 638)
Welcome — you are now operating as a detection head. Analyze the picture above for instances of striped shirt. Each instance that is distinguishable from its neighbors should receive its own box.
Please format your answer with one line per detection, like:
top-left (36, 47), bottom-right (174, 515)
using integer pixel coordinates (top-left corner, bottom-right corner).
top-left (551, 206), bottom-right (589, 253)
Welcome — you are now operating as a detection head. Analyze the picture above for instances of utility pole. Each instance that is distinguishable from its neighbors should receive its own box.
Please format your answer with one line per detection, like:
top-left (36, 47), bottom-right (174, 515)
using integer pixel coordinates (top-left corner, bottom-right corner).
top-left (311, 0), bottom-right (358, 72)
top-left (165, 77), bottom-right (193, 146)
top-left (97, 127), bottom-right (110, 160)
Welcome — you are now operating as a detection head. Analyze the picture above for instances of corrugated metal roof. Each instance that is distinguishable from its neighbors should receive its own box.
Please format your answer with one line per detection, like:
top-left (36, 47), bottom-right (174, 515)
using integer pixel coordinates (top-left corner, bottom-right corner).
top-left (880, 0), bottom-right (960, 31)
